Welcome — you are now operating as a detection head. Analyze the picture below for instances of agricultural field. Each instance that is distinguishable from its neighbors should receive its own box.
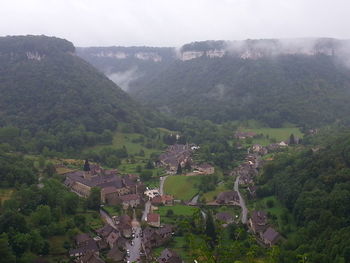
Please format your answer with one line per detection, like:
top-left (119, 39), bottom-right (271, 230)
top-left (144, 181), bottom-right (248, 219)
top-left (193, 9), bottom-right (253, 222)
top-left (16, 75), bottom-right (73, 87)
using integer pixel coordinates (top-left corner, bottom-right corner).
top-left (163, 176), bottom-right (201, 201)
top-left (241, 127), bottom-right (303, 143)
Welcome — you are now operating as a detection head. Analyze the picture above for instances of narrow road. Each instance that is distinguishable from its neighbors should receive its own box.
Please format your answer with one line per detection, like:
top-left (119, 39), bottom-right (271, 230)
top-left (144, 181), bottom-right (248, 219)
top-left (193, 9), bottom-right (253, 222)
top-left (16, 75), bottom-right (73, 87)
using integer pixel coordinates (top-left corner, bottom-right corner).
top-left (188, 194), bottom-right (199, 206)
top-left (234, 175), bottom-right (248, 224)
top-left (126, 209), bottom-right (141, 262)
top-left (159, 175), bottom-right (168, 196)
top-left (141, 200), bottom-right (151, 222)
top-left (126, 226), bottom-right (141, 262)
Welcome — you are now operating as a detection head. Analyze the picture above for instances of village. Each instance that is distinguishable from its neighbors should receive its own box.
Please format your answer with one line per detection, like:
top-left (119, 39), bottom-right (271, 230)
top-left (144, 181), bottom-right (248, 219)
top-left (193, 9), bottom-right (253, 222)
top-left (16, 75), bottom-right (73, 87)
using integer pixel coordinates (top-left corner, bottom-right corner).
top-left (59, 129), bottom-right (301, 263)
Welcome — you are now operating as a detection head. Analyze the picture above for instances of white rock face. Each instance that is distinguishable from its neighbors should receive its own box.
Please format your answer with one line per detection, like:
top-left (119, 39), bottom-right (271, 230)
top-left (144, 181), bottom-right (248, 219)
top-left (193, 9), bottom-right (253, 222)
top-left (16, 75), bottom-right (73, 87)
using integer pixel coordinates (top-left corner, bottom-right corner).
top-left (134, 52), bottom-right (162, 62)
top-left (93, 51), bottom-right (128, 59)
top-left (206, 49), bottom-right (226, 58)
top-left (26, 51), bottom-right (44, 61)
top-left (180, 51), bottom-right (205, 61)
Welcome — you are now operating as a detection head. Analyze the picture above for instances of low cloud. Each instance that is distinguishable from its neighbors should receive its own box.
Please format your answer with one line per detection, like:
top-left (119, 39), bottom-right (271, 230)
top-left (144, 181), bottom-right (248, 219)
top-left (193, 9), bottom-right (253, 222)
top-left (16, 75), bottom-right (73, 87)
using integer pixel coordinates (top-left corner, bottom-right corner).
top-left (107, 67), bottom-right (141, 91)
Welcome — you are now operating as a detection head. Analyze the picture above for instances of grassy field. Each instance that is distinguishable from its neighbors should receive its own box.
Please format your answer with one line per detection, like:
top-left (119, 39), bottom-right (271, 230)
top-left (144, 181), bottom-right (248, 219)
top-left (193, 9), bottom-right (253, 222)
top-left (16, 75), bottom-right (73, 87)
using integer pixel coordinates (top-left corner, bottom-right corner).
top-left (163, 176), bottom-right (201, 201)
top-left (242, 127), bottom-right (303, 142)
top-left (158, 205), bottom-right (199, 217)
top-left (0, 188), bottom-right (15, 204)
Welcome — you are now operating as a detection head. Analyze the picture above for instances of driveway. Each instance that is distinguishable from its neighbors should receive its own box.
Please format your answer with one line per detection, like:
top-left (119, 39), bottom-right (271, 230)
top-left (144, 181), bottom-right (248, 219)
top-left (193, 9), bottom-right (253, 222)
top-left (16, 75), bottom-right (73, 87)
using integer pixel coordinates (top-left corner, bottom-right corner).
top-left (234, 175), bottom-right (248, 224)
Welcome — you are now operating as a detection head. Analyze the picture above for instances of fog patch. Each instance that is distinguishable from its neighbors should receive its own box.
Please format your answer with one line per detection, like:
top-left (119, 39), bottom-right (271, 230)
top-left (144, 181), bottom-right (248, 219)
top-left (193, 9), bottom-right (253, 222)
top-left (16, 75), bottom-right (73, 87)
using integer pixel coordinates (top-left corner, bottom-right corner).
top-left (107, 67), bottom-right (141, 91)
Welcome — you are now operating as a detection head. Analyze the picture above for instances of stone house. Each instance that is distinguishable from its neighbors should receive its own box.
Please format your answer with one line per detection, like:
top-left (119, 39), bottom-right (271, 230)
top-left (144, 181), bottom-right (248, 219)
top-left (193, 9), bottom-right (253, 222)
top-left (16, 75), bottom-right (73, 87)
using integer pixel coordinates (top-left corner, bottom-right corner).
top-left (157, 248), bottom-right (183, 263)
top-left (249, 211), bottom-right (268, 234)
top-left (262, 227), bottom-right (281, 246)
top-left (216, 191), bottom-right (240, 205)
top-left (194, 163), bottom-right (215, 175)
top-left (147, 213), bottom-right (161, 227)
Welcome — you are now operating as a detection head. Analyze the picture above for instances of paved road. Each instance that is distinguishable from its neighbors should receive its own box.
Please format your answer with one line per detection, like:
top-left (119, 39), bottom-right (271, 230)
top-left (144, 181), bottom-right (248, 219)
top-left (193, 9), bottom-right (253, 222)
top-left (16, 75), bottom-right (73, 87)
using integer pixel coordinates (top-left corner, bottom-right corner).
top-left (126, 214), bottom-right (142, 263)
top-left (234, 175), bottom-right (248, 224)
top-left (141, 200), bottom-right (151, 222)
top-left (188, 194), bottom-right (199, 206)
top-left (159, 175), bottom-right (168, 196)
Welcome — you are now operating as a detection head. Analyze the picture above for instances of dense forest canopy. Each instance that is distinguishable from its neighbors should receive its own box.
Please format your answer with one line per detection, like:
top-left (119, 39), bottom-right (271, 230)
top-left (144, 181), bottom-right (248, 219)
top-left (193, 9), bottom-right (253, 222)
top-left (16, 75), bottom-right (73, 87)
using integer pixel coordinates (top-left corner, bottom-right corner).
top-left (257, 130), bottom-right (350, 262)
top-left (130, 54), bottom-right (350, 128)
top-left (0, 35), bottom-right (162, 153)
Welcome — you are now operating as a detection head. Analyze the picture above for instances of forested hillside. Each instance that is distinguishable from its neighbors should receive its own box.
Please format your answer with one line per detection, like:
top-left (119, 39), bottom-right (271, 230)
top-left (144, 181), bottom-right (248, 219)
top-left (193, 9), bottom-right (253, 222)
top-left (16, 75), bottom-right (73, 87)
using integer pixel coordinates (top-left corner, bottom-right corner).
top-left (257, 130), bottom-right (350, 262)
top-left (0, 35), bottom-right (155, 153)
top-left (79, 39), bottom-right (350, 128)
top-left (131, 54), bottom-right (350, 127)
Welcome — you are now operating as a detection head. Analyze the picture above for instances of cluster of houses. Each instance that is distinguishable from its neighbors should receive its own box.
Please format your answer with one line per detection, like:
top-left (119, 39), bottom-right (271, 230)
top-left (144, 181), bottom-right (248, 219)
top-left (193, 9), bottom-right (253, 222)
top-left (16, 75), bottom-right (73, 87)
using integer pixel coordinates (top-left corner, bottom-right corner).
top-left (158, 144), bottom-right (214, 175)
top-left (64, 160), bottom-right (145, 208)
top-left (69, 215), bottom-right (133, 262)
top-left (248, 211), bottom-right (281, 247)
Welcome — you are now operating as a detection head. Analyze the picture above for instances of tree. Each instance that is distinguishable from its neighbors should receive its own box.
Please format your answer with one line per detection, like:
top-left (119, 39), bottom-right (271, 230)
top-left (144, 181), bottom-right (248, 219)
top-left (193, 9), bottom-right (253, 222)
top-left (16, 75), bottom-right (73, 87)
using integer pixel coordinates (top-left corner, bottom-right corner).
top-left (184, 161), bottom-right (192, 171)
top-left (141, 170), bottom-right (153, 181)
top-left (0, 234), bottom-right (15, 263)
top-left (86, 187), bottom-right (101, 210)
top-left (145, 160), bottom-right (154, 169)
top-left (176, 163), bottom-right (182, 174)
top-left (289, 134), bottom-right (296, 145)
top-left (31, 205), bottom-right (52, 226)
top-left (43, 162), bottom-right (56, 177)
top-left (166, 209), bottom-right (174, 217)
top-left (205, 212), bottom-right (217, 247)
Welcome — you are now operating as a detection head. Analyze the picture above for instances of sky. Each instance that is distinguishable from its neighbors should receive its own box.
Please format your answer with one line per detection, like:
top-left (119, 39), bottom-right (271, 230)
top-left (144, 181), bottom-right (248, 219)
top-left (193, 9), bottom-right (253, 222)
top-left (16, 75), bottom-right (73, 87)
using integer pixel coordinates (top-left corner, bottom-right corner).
top-left (0, 0), bottom-right (349, 47)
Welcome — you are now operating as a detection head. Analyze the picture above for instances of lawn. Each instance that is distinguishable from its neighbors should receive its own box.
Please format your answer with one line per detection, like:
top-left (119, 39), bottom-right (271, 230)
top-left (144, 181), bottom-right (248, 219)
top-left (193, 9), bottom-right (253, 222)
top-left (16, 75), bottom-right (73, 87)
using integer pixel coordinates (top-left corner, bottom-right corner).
top-left (241, 127), bottom-right (303, 143)
top-left (163, 176), bottom-right (201, 201)
top-left (158, 205), bottom-right (199, 217)
top-left (103, 205), bottom-right (121, 217)
top-left (0, 188), bottom-right (15, 204)
top-left (49, 235), bottom-right (68, 255)
top-left (86, 131), bottom-right (164, 158)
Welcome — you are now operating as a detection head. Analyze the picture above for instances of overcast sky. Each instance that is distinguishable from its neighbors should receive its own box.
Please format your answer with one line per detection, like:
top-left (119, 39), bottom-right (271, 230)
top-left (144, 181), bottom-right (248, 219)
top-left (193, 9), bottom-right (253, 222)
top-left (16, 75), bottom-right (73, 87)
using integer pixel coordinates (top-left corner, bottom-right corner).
top-left (0, 0), bottom-right (349, 47)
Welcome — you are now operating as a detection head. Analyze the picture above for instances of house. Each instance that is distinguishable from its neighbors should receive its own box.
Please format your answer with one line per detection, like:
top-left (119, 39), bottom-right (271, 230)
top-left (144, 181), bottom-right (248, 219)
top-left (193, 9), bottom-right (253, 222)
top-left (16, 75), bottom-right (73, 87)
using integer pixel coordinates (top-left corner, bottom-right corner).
top-left (115, 215), bottom-right (133, 238)
top-left (194, 163), bottom-right (215, 175)
top-left (234, 131), bottom-right (256, 139)
top-left (78, 251), bottom-right (105, 263)
top-left (118, 193), bottom-right (141, 209)
top-left (278, 141), bottom-right (288, 147)
top-left (216, 191), bottom-right (240, 205)
top-left (249, 211), bottom-right (268, 234)
top-left (151, 195), bottom-right (174, 206)
top-left (142, 225), bottom-right (173, 252)
top-left (262, 227), bottom-right (281, 246)
top-left (106, 246), bottom-right (125, 262)
top-left (64, 161), bottom-right (142, 198)
top-left (158, 144), bottom-right (193, 174)
top-left (76, 233), bottom-right (92, 247)
top-left (157, 248), bottom-right (183, 263)
top-left (249, 144), bottom-right (268, 156)
top-left (69, 235), bottom-right (99, 258)
top-left (100, 186), bottom-right (119, 203)
top-left (215, 212), bottom-right (234, 224)
top-left (147, 213), bottom-right (161, 227)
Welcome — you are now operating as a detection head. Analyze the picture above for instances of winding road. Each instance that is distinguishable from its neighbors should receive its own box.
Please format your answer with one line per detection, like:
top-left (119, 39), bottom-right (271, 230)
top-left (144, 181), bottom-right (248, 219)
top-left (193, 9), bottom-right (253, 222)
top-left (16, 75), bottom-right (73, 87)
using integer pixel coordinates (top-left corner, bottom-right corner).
top-left (234, 175), bottom-right (248, 224)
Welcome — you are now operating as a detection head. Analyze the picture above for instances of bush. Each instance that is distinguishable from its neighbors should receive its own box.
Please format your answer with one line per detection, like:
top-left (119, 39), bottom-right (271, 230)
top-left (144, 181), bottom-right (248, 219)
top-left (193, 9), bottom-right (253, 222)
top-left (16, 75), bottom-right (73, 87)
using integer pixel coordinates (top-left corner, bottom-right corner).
top-left (266, 199), bottom-right (274, 208)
